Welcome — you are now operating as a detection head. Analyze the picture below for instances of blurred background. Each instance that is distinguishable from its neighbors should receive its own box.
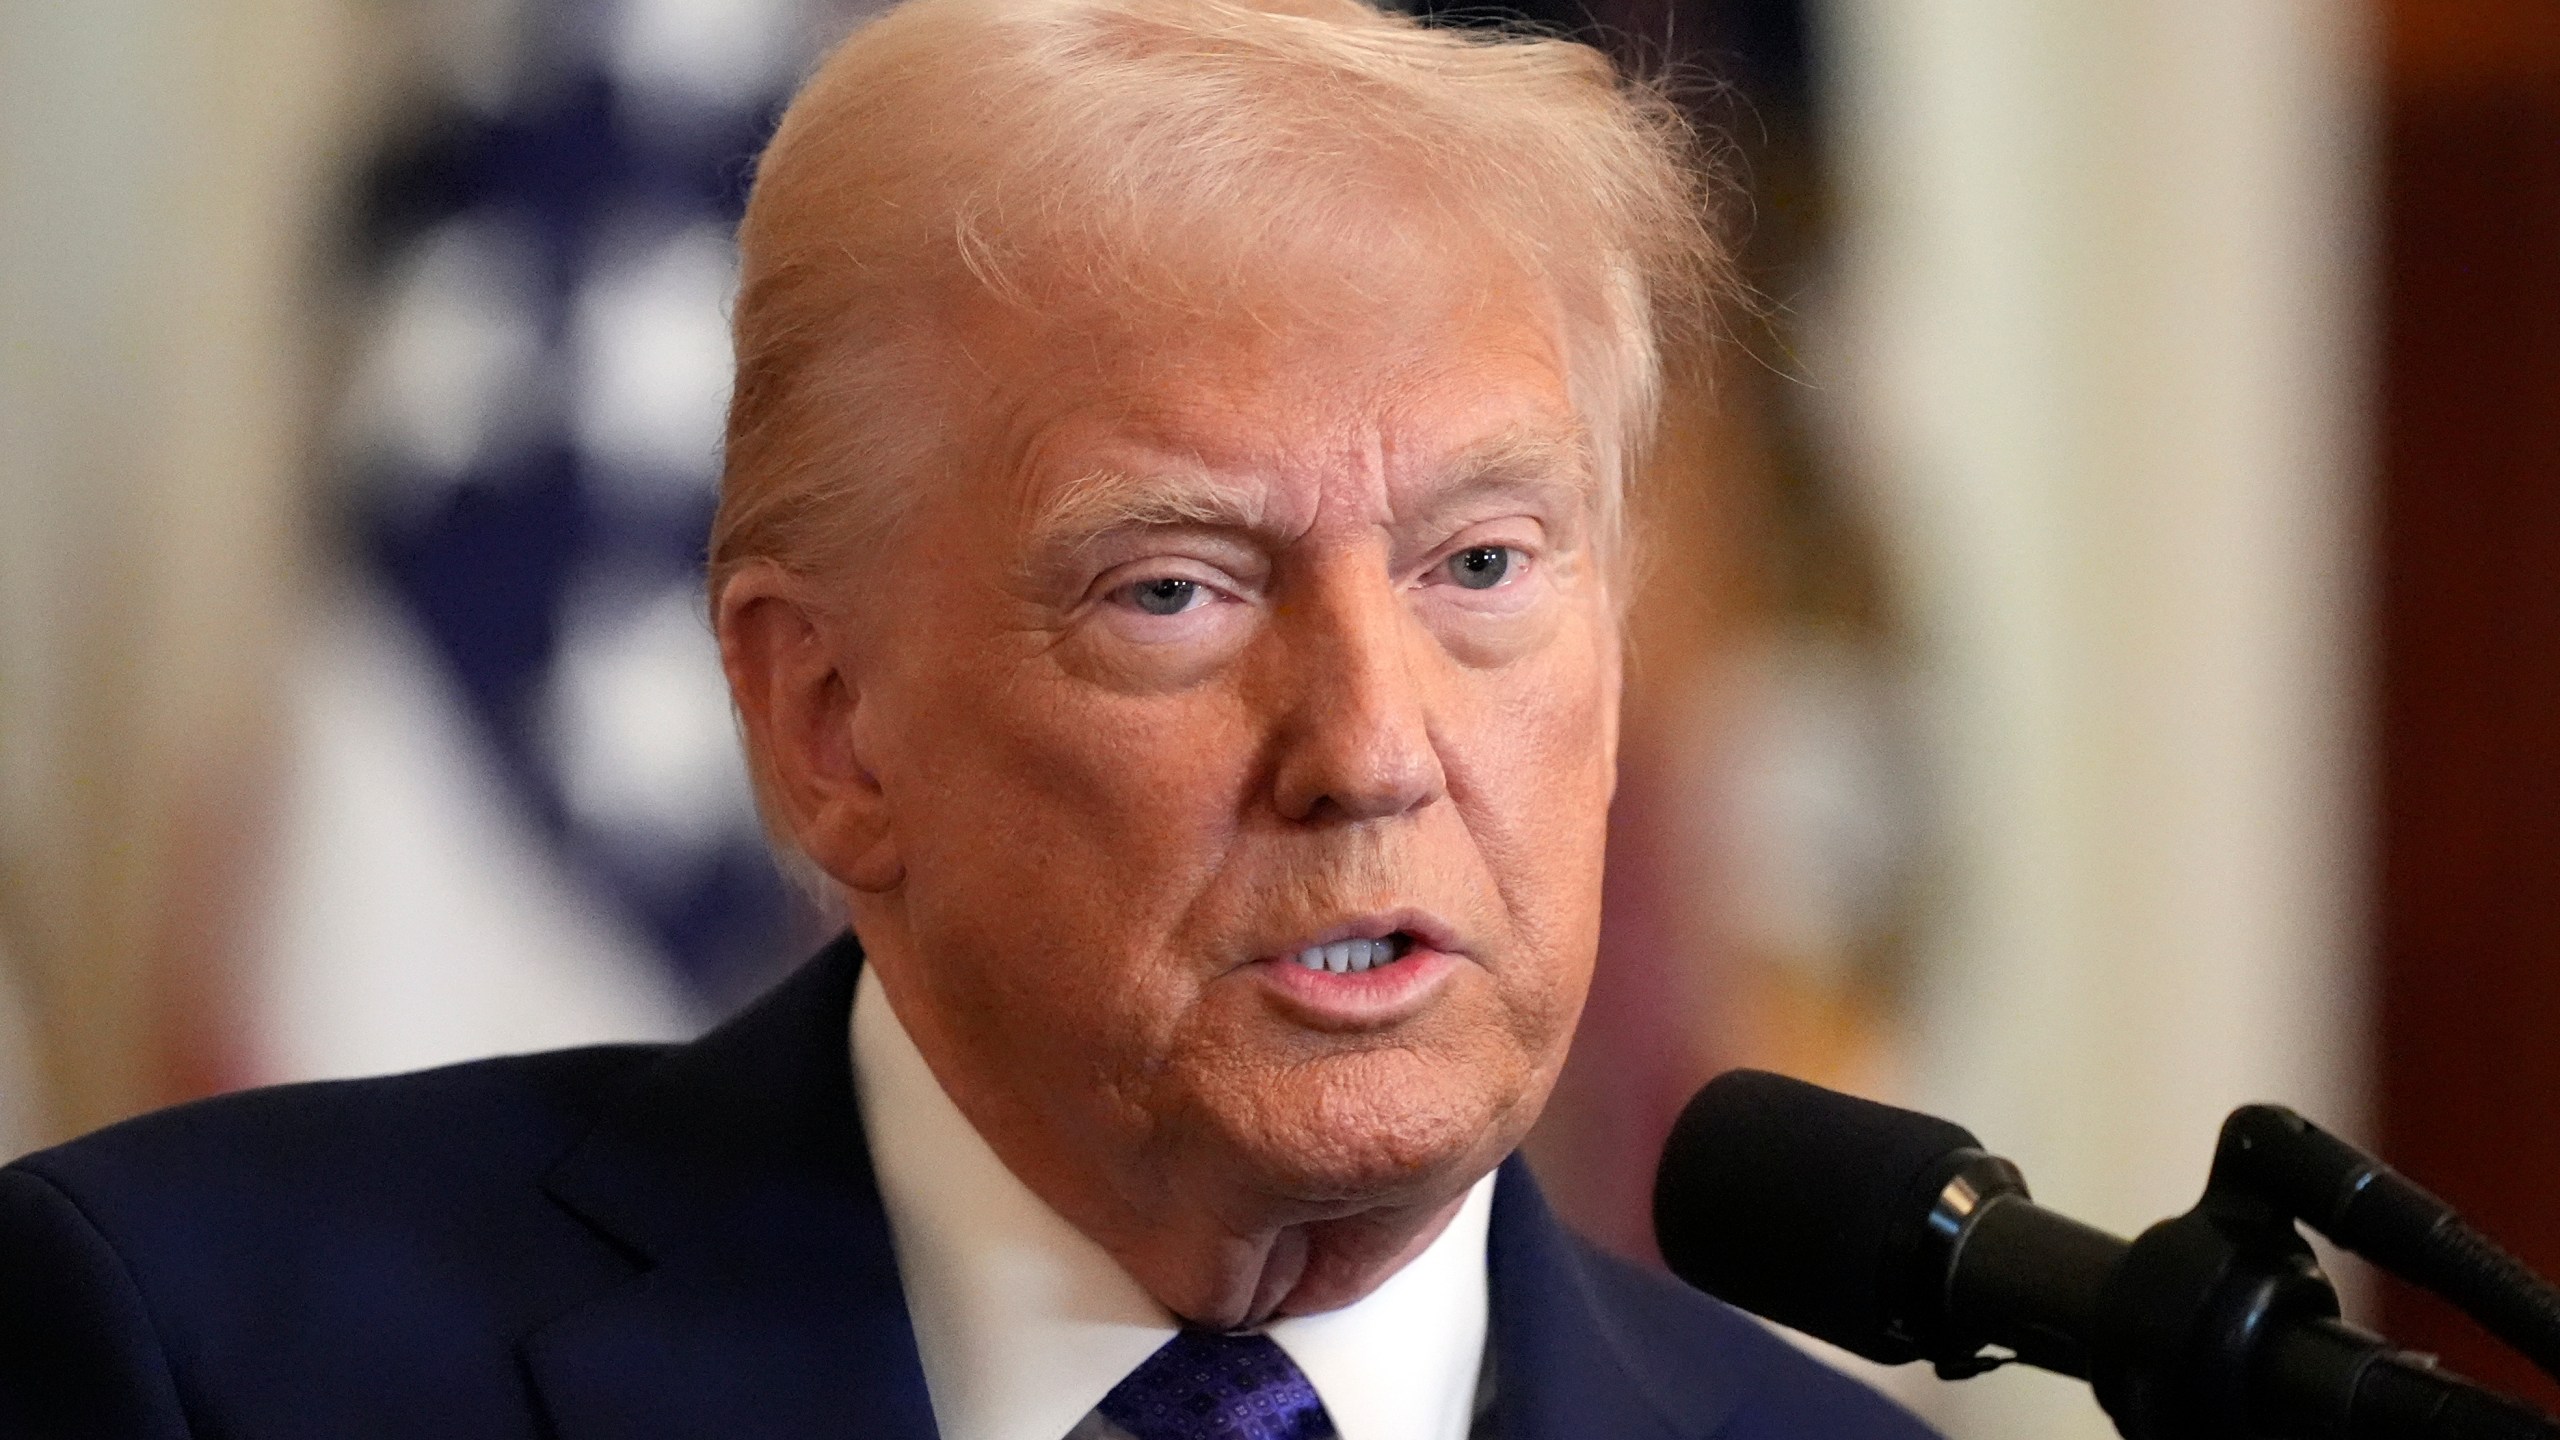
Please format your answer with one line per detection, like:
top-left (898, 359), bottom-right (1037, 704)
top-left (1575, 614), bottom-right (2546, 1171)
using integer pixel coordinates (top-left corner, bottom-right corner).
top-left (0, 1), bottom-right (2552, 1435)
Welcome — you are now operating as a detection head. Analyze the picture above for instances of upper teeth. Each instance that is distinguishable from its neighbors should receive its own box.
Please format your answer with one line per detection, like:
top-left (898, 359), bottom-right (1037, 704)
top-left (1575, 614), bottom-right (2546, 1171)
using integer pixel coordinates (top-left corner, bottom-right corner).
top-left (1291, 938), bottom-right (1398, 974)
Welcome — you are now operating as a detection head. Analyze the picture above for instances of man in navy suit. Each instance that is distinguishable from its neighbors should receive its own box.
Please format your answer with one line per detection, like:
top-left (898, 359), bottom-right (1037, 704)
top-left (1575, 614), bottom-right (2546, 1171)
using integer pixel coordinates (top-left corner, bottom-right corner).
top-left (2, 2), bottom-right (1941, 1436)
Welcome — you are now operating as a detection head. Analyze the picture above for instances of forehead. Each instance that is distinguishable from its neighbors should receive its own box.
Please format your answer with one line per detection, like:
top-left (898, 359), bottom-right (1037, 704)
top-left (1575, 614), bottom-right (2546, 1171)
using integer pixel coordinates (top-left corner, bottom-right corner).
top-left (963, 255), bottom-right (1590, 525)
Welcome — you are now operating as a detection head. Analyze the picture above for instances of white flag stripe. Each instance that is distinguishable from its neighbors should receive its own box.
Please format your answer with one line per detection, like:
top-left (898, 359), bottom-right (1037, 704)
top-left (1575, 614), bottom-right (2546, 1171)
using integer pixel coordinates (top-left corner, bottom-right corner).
top-left (250, 589), bottom-right (697, 1085)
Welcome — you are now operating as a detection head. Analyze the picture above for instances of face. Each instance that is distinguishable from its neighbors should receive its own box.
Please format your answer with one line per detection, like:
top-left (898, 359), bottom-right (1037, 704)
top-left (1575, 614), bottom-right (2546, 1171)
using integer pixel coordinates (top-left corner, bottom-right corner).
top-left (819, 250), bottom-right (1623, 1232)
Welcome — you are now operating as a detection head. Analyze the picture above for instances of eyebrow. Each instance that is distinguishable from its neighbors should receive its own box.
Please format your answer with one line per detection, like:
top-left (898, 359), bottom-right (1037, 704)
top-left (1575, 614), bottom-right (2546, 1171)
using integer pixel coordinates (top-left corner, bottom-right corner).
top-left (1413, 425), bottom-right (1599, 523)
top-left (1025, 465), bottom-right (1269, 553)
top-left (1021, 421), bottom-right (1598, 558)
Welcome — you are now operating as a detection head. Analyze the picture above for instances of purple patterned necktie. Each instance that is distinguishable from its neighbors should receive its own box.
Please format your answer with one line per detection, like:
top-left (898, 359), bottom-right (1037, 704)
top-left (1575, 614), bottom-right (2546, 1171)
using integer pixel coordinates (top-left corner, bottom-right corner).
top-left (1095, 1328), bottom-right (1341, 1440)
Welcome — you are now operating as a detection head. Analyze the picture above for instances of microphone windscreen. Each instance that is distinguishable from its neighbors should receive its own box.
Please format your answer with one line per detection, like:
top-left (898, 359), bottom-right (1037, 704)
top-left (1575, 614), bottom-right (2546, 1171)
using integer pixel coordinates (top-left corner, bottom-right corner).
top-left (1652, 1069), bottom-right (1982, 1363)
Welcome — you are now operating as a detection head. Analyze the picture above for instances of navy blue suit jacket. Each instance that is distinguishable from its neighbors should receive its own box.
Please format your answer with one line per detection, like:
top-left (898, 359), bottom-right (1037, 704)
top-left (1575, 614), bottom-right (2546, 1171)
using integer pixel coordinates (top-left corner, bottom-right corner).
top-left (0, 937), bottom-right (1939, 1439)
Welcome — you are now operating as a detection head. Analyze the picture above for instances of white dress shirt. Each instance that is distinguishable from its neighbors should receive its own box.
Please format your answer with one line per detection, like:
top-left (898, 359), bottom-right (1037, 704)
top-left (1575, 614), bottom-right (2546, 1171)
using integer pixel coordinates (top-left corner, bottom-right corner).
top-left (852, 963), bottom-right (1495, 1440)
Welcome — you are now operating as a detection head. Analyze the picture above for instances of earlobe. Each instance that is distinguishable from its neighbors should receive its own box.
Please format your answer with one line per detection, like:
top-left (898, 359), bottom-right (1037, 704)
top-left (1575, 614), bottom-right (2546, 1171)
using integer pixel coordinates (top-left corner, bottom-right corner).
top-left (714, 564), bottom-right (905, 894)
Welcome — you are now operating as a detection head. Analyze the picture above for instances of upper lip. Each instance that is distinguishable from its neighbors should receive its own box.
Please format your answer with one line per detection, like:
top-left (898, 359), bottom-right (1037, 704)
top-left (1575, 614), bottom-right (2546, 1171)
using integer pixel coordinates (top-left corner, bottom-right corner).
top-left (1261, 907), bottom-right (1462, 964)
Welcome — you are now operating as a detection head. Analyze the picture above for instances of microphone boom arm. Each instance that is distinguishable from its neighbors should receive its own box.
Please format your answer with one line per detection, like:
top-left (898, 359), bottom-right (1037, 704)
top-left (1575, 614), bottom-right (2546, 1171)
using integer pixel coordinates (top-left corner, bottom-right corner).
top-left (2217, 1105), bottom-right (2560, 1391)
top-left (1932, 1110), bottom-right (2560, 1440)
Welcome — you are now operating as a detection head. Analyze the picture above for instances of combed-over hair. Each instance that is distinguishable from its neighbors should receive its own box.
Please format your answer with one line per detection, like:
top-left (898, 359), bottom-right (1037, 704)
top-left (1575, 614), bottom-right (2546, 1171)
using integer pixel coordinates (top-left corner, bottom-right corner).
top-left (708, 0), bottom-right (1727, 611)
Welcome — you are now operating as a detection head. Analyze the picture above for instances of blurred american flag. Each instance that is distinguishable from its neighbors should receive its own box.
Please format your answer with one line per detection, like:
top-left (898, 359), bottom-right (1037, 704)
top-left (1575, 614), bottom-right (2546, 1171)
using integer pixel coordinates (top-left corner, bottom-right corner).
top-left (250, 0), bottom-right (868, 1081)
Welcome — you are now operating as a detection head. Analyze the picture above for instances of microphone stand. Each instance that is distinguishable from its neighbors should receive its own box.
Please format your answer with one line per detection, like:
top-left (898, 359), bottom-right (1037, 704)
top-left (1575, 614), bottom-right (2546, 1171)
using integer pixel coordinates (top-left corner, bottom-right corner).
top-left (2079, 1112), bottom-right (2560, 1440)
top-left (2217, 1104), bottom-right (2560, 1390)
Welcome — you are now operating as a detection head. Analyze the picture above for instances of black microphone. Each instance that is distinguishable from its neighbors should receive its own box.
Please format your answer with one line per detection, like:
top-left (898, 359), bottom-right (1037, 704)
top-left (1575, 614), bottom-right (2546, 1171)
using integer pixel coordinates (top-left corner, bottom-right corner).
top-left (1653, 1069), bottom-right (2560, 1440)
top-left (1651, 1068), bottom-right (2118, 1378)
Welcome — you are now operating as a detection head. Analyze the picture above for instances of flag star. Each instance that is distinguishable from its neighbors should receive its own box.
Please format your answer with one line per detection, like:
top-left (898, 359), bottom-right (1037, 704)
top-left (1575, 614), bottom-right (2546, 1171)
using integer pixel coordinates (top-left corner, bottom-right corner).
top-left (542, 577), bottom-right (762, 887)
top-left (607, 0), bottom-right (811, 125)
top-left (348, 216), bottom-right (552, 506)
top-left (570, 220), bottom-right (740, 510)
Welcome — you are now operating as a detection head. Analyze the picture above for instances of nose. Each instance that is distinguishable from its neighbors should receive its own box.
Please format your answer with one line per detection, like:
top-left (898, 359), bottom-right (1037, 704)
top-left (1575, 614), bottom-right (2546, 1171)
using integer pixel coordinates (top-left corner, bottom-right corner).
top-left (1267, 572), bottom-right (1448, 825)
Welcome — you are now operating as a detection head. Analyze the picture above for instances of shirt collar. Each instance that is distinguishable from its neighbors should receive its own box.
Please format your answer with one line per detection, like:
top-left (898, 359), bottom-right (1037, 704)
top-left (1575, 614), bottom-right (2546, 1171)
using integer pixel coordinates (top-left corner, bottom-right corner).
top-left (851, 962), bottom-right (1494, 1440)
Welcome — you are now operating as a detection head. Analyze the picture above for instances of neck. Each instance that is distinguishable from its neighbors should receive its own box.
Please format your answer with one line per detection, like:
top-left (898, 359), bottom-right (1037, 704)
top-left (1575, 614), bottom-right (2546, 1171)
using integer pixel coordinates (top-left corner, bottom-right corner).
top-left (1094, 1186), bottom-right (1472, 1330)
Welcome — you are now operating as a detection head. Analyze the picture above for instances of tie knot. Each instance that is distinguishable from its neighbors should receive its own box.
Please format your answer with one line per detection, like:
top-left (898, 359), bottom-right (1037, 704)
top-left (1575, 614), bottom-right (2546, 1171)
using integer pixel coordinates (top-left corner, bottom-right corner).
top-left (1097, 1328), bottom-right (1340, 1440)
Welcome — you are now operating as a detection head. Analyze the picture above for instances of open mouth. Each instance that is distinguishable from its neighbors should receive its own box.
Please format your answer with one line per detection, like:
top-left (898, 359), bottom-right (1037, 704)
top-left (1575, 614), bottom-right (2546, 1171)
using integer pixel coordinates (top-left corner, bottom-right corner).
top-left (1254, 920), bottom-right (1456, 1027)
top-left (1283, 932), bottom-right (1415, 976)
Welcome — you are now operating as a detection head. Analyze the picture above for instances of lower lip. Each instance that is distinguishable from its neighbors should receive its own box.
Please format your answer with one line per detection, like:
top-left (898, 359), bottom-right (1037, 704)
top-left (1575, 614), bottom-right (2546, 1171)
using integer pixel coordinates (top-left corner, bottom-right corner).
top-left (1251, 945), bottom-right (1462, 1030)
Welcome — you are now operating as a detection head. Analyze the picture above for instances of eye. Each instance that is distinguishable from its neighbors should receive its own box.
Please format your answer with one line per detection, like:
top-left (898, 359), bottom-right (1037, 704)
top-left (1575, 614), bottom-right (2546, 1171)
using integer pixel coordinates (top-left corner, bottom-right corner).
top-left (1444, 545), bottom-right (1517, 590)
top-left (1123, 576), bottom-right (1208, 615)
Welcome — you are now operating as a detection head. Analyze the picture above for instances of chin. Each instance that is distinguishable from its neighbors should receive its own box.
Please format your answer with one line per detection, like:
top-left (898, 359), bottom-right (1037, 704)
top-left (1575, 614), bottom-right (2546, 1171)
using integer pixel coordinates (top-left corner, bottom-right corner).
top-left (1199, 1045), bottom-right (1535, 1210)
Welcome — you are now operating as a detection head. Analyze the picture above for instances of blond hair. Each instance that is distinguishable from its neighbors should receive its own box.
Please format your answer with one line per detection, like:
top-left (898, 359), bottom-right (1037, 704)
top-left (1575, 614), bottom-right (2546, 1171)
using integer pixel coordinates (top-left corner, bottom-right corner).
top-left (708, 0), bottom-right (1725, 609)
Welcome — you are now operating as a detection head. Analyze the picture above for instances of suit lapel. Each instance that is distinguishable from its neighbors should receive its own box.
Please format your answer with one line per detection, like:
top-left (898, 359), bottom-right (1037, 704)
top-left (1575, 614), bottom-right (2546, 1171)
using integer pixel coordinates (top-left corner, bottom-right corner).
top-left (1485, 1157), bottom-right (1740, 1440)
top-left (525, 936), bottom-right (940, 1440)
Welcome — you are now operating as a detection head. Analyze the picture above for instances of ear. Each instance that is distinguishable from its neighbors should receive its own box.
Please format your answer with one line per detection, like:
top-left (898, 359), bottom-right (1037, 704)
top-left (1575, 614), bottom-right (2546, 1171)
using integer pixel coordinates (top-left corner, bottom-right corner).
top-left (715, 562), bottom-right (904, 893)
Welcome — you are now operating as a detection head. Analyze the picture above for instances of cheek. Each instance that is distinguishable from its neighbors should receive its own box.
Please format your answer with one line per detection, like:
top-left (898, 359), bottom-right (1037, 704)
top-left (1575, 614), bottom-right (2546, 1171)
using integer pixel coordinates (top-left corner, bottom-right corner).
top-left (977, 676), bottom-right (1254, 856)
top-left (1396, 623), bottom-right (1616, 1076)
top-left (884, 649), bottom-right (1259, 978)
top-left (881, 677), bottom-right (1254, 1129)
top-left (1451, 619), bottom-right (1619, 914)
